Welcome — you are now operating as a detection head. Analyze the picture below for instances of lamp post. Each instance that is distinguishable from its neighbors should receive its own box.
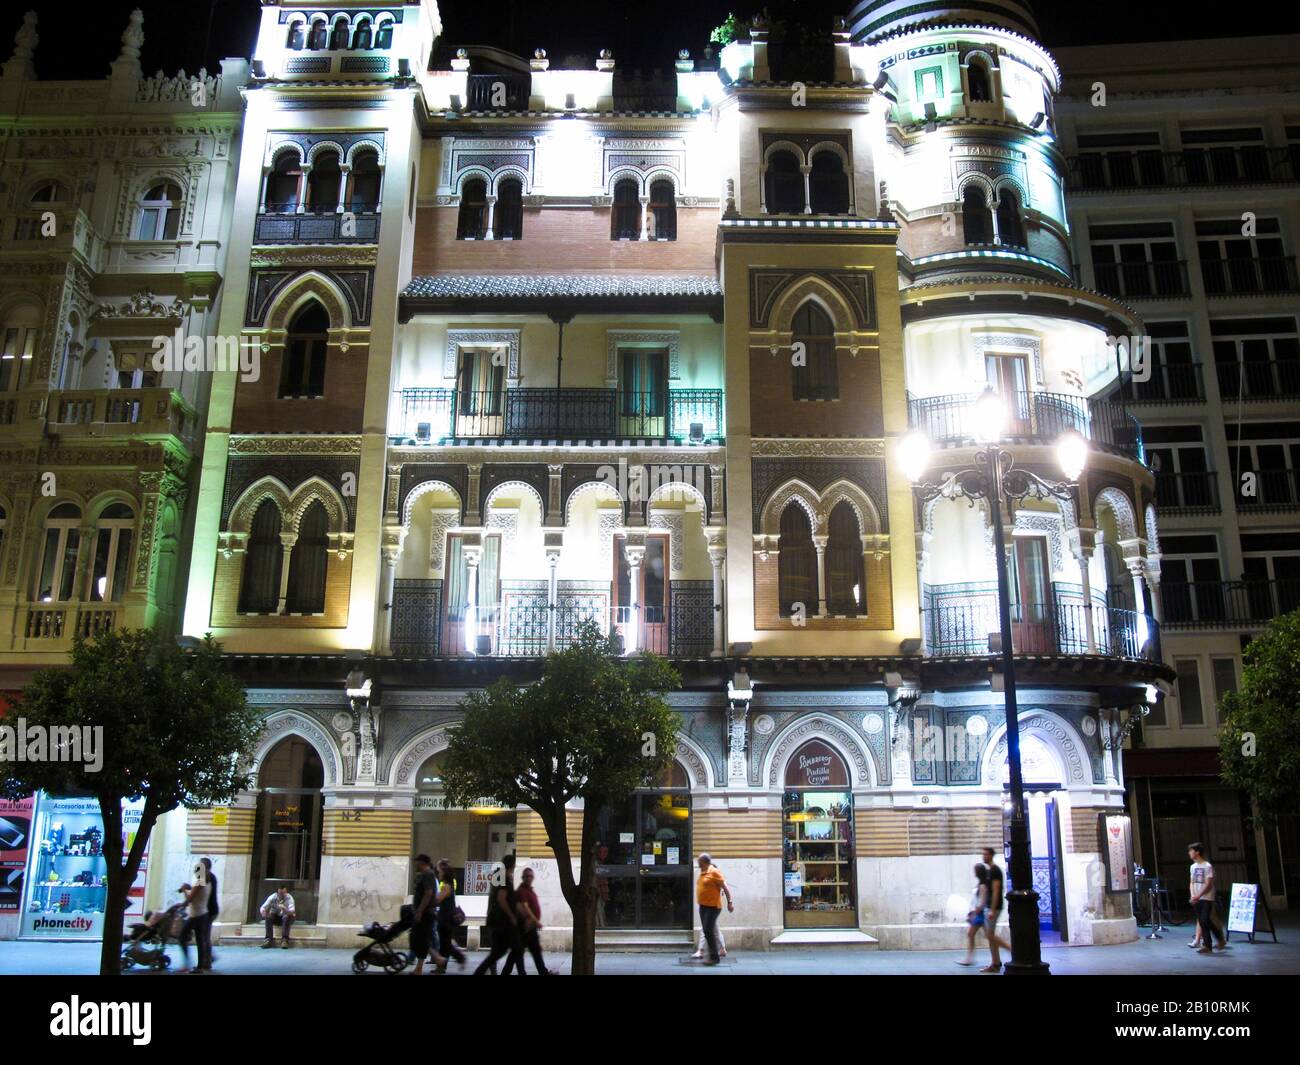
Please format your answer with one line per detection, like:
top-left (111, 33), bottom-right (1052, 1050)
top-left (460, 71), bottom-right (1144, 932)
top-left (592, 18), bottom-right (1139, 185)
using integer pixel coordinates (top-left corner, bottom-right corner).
top-left (900, 389), bottom-right (1089, 976)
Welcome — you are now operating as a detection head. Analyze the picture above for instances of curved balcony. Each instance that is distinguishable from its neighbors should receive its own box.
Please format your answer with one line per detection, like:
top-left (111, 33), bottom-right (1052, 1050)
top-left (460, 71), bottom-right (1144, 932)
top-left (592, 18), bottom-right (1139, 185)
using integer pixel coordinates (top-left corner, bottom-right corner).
top-left (922, 599), bottom-right (1161, 662)
top-left (907, 390), bottom-right (1144, 462)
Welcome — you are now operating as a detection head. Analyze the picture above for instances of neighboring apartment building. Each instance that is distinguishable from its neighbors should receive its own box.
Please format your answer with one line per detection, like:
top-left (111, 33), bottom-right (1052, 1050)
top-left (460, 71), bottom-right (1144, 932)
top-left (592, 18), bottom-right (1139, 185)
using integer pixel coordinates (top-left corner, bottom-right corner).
top-left (161, 0), bottom-right (1161, 953)
top-left (0, 11), bottom-right (247, 938)
top-left (1055, 35), bottom-right (1300, 916)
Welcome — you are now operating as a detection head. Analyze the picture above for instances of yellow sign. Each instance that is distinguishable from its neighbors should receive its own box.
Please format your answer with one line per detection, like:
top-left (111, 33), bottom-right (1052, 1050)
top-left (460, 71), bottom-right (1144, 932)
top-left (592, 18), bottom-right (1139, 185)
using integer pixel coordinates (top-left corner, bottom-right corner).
top-left (211, 807), bottom-right (229, 826)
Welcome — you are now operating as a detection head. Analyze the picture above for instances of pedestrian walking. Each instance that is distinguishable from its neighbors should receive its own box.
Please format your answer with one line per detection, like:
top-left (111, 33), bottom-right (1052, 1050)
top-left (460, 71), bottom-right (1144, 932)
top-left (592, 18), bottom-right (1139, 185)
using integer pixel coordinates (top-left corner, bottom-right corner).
top-left (434, 858), bottom-right (468, 970)
top-left (691, 859), bottom-right (732, 959)
top-left (956, 863), bottom-right (988, 966)
top-left (410, 854), bottom-right (447, 975)
top-left (980, 847), bottom-right (1011, 972)
top-left (473, 855), bottom-right (520, 975)
top-left (200, 858), bottom-right (219, 968)
top-left (507, 866), bottom-right (552, 975)
top-left (695, 853), bottom-right (731, 965)
top-left (178, 861), bottom-right (212, 973)
top-left (1188, 842), bottom-right (1227, 955)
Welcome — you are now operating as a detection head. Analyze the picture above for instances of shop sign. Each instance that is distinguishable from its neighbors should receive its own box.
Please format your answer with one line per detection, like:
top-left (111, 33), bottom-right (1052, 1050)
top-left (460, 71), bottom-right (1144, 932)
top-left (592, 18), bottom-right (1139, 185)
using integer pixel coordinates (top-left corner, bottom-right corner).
top-left (272, 803), bottom-right (303, 831)
top-left (1100, 813), bottom-right (1133, 894)
top-left (784, 740), bottom-right (849, 789)
top-left (1227, 883), bottom-right (1258, 935)
top-left (784, 871), bottom-right (803, 898)
top-left (464, 860), bottom-right (496, 895)
top-left (211, 807), bottom-right (229, 827)
top-left (0, 795), bottom-right (34, 914)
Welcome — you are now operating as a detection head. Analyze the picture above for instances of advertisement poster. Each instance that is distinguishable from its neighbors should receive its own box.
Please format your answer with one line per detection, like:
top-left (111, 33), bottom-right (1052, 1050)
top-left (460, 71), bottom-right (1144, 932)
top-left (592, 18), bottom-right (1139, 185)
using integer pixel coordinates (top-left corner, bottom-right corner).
top-left (19, 794), bottom-right (149, 940)
top-left (666, 847), bottom-right (679, 865)
top-left (464, 860), bottom-right (495, 895)
top-left (784, 871), bottom-right (803, 898)
top-left (1102, 813), bottom-right (1133, 893)
top-left (0, 795), bottom-right (35, 914)
top-left (1227, 883), bottom-right (1258, 934)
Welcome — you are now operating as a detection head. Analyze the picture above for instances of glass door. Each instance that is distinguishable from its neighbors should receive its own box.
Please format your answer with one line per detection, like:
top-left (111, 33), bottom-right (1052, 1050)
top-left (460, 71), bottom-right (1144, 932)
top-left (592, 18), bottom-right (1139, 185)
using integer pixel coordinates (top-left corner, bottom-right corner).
top-left (614, 534), bottom-right (669, 655)
top-left (618, 349), bottom-right (667, 437)
top-left (248, 738), bottom-right (324, 924)
top-left (455, 349), bottom-right (505, 437)
top-left (1009, 536), bottom-right (1053, 652)
top-left (985, 353), bottom-right (1030, 434)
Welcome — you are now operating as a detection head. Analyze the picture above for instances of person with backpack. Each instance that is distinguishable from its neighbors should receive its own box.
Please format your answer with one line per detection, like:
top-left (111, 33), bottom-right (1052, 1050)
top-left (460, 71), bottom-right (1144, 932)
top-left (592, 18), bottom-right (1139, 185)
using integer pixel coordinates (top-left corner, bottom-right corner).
top-left (435, 858), bottom-right (467, 969)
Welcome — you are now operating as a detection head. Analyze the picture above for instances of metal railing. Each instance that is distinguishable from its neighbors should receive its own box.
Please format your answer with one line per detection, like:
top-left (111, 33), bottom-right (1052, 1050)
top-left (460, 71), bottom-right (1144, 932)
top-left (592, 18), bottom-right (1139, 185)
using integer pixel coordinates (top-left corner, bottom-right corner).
top-left (253, 210), bottom-right (380, 244)
top-left (1215, 359), bottom-right (1300, 400)
top-left (466, 72), bottom-right (530, 110)
top-left (1236, 469), bottom-right (1300, 511)
top-left (1154, 470), bottom-right (1219, 512)
top-left (1161, 579), bottom-right (1300, 628)
top-left (1120, 363), bottom-right (1205, 404)
top-left (1066, 147), bottom-right (1298, 191)
top-left (907, 389), bottom-right (1144, 461)
top-left (397, 387), bottom-right (723, 442)
top-left (50, 387), bottom-right (196, 444)
top-left (1092, 259), bottom-right (1191, 300)
top-left (922, 600), bottom-right (1161, 661)
top-left (1201, 256), bottom-right (1300, 297)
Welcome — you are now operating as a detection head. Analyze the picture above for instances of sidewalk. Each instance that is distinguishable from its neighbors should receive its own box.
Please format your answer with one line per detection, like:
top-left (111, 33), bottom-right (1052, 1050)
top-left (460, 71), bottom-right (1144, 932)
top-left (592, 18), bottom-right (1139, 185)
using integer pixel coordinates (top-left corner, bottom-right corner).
top-left (1, 919), bottom-right (1295, 976)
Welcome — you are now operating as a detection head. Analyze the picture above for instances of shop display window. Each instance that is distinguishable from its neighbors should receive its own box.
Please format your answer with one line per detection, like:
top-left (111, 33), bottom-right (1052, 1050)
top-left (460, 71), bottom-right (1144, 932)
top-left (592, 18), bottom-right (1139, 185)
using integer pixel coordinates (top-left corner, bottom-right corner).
top-left (782, 740), bottom-right (856, 928)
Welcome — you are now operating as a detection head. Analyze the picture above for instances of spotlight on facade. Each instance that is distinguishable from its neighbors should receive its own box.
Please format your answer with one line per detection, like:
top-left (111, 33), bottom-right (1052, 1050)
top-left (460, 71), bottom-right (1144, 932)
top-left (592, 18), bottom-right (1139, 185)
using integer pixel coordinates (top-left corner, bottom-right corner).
top-left (345, 669), bottom-right (371, 701)
top-left (1030, 111), bottom-right (1046, 129)
top-left (416, 421), bottom-right (431, 443)
top-left (251, 59), bottom-right (266, 79)
top-left (718, 67), bottom-right (733, 87)
top-left (689, 421), bottom-right (705, 443)
top-left (898, 430), bottom-right (931, 483)
top-left (972, 388), bottom-right (1007, 444)
top-left (1055, 429), bottom-right (1088, 482)
top-left (398, 58), bottom-right (411, 78)
top-left (872, 70), bottom-right (889, 90)
top-left (727, 670), bottom-right (753, 703)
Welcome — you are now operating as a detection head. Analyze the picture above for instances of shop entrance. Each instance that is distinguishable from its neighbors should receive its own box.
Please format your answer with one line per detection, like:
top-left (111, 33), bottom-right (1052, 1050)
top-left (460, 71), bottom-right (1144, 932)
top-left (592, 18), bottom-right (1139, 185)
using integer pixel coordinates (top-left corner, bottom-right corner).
top-left (594, 762), bottom-right (692, 929)
top-left (1000, 736), bottom-right (1068, 940)
top-left (412, 751), bottom-right (516, 899)
top-left (782, 739), bottom-right (857, 928)
top-left (248, 737), bottom-right (324, 925)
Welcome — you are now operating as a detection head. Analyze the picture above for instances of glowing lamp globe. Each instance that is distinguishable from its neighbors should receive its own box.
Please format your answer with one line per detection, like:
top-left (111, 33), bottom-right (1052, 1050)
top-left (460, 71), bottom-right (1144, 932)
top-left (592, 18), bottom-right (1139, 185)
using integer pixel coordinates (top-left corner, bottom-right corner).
top-left (1056, 429), bottom-right (1088, 482)
top-left (898, 430), bottom-right (931, 483)
top-left (972, 389), bottom-right (1007, 444)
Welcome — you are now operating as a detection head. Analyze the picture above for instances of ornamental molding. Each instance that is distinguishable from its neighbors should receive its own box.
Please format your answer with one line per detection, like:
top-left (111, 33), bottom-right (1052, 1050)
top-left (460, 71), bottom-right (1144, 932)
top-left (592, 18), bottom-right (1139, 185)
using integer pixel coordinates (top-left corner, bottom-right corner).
top-left (764, 714), bottom-right (875, 788)
top-left (249, 246), bottom-right (379, 269)
top-left (972, 332), bottom-right (1044, 386)
top-left (752, 690), bottom-right (891, 707)
top-left (90, 289), bottom-right (184, 320)
top-left (1014, 510), bottom-right (1066, 575)
top-left (247, 711), bottom-right (340, 786)
top-left (987, 713), bottom-right (1088, 786)
top-left (605, 330), bottom-right (680, 385)
top-left (428, 509), bottom-right (460, 573)
top-left (647, 510), bottom-right (686, 573)
top-left (675, 740), bottom-right (711, 791)
top-left (444, 329), bottom-right (521, 382)
top-left (752, 438), bottom-right (885, 458)
top-left (228, 435), bottom-right (363, 455)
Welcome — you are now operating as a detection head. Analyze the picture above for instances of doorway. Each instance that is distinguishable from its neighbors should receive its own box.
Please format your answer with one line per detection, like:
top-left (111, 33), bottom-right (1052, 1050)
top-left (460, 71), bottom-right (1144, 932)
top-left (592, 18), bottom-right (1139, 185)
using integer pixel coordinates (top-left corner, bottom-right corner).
top-left (1009, 535), bottom-right (1054, 652)
top-left (613, 534), bottom-right (669, 655)
top-left (594, 762), bottom-right (692, 929)
top-left (985, 352), bottom-right (1030, 433)
top-left (1003, 786), bottom-right (1067, 940)
top-left (248, 737), bottom-right (324, 924)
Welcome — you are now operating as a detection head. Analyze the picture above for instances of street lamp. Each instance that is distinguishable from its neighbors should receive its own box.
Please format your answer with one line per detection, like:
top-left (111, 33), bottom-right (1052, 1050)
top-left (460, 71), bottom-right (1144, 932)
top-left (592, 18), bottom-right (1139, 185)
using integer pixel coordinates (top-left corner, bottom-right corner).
top-left (901, 388), bottom-right (1088, 976)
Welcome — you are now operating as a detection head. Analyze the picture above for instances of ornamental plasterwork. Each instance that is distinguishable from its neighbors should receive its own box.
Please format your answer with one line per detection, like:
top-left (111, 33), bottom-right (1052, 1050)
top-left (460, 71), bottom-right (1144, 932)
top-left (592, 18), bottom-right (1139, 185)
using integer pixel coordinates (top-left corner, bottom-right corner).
top-left (751, 438), bottom-right (886, 458)
top-left (444, 329), bottom-right (521, 381)
top-left (973, 333), bottom-right (1044, 386)
top-left (485, 506), bottom-right (520, 546)
top-left (598, 510), bottom-right (623, 558)
top-left (387, 444), bottom-right (722, 468)
top-left (988, 714), bottom-right (1087, 785)
top-left (605, 330), bottom-right (680, 385)
top-left (648, 510), bottom-right (685, 573)
top-left (426, 509), bottom-right (460, 573)
top-left (674, 740), bottom-right (710, 790)
top-left (250, 247), bottom-right (379, 269)
top-left (228, 435), bottom-right (363, 455)
top-left (249, 712), bottom-right (338, 785)
top-left (1014, 510), bottom-right (1066, 575)
top-left (91, 290), bottom-right (183, 319)
top-left (765, 717), bottom-right (874, 788)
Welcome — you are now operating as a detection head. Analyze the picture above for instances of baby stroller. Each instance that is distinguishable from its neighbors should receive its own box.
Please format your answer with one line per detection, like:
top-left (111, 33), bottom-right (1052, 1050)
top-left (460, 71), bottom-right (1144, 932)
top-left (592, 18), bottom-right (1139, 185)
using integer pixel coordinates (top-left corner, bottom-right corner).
top-left (351, 904), bottom-right (412, 974)
top-left (121, 902), bottom-right (186, 971)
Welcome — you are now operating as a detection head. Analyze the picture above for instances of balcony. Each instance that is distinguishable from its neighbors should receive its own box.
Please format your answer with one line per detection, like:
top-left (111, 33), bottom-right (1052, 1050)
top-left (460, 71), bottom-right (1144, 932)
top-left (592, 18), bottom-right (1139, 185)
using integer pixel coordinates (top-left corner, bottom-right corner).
top-left (1201, 257), bottom-right (1300, 297)
top-left (396, 388), bottom-right (723, 443)
top-left (389, 580), bottom-right (715, 658)
top-left (23, 603), bottom-right (120, 643)
top-left (907, 390), bottom-right (1144, 461)
top-left (1119, 363), bottom-right (1205, 405)
top-left (48, 387), bottom-right (197, 446)
top-left (1236, 469), bottom-right (1300, 512)
top-left (1091, 260), bottom-right (1191, 301)
top-left (1154, 470), bottom-right (1220, 514)
top-left (1066, 147), bottom-right (1299, 192)
top-left (922, 598), bottom-right (1161, 662)
top-left (1215, 359), bottom-right (1300, 401)
top-left (253, 209), bottom-right (380, 244)
top-left (466, 72), bottom-right (530, 110)
top-left (1161, 579), bottom-right (1300, 629)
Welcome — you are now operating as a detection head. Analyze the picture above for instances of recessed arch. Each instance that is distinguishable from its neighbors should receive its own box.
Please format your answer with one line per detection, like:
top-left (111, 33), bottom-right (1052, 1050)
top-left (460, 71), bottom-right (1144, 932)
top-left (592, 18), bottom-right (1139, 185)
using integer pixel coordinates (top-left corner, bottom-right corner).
top-left (483, 478), bottom-right (545, 516)
top-left (1093, 485), bottom-right (1140, 544)
top-left (245, 710), bottom-right (342, 787)
top-left (760, 478), bottom-right (821, 536)
top-left (767, 277), bottom-right (857, 338)
top-left (402, 480), bottom-right (463, 528)
top-left (762, 713), bottom-right (878, 789)
top-left (262, 271), bottom-right (351, 333)
top-left (563, 479), bottom-right (624, 526)
top-left (980, 707), bottom-right (1090, 788)
top-left (228, 477), bottom-right (292, 535)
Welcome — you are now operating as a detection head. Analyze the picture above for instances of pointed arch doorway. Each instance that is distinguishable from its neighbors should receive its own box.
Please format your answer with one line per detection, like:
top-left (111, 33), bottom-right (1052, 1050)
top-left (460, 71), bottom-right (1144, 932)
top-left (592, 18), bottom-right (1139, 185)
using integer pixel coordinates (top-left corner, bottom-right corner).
top-left (248, 737), bottom-right (324, 924)
top-left (782, 739), bottom-right (857, 928)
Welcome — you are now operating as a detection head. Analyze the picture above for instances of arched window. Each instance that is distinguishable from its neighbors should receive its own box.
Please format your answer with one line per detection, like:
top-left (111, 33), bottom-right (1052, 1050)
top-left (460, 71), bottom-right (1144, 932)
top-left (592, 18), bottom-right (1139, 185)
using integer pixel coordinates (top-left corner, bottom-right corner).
top-left (611, 177), bottom-right (640, 240)
top-left (265, 153), bottom-right (301, 212)
top-left (456, 178), bottom-right (487, 239)
top-left (349, 149), bottom-right (381, 211)
top-left (808, 150), bottom-right (850, 215)
top-left (329, 18), bottom-right (350, 51)
top-left (285, 500), bottom-right (329, 614)
top-left (0, 504), bottom-right (6, 561)
top-left (996, 189), bottom-right (1026, 248)
top-left (307, 18), bottom-right (328, 50)
top-left (352, 17), bottom-right (373, 50)
top-left (134, 183), bottom-right (182, 240)
top-left (375, 19), bottom-right (394, 49)
top-left (649, 178), bottom-right (676, 240)
top-left (1, 307), bottom-right (39, 393)
top-left (286, 21), bottom-right (305, 50)
top-left (968, 60), bottom-right (992, 103)
top-left (791, 301), bottom-right (838, 401)
top-left (29, 181), bottom-right (66, 204)
top-left (765, 149), bottom-right (804, 214)
top-left (825, 501), bottom-right (866, 616)
top-left (88, 502), bottom-right (134, 603)
top-left (280, 301), bottom-right (330, 399)
top-left (496, 177), bottom-right (523, 240)
top-left (962, 185), bottom-right (992, 245)
top-left (36, 503), bottom-right (81, 603)
top-left (307, 150), bottom-right (341, 214)
top-left (778, 502), bottom-right (817, 616)
top-left (239, 499), bottom-right (284, 614)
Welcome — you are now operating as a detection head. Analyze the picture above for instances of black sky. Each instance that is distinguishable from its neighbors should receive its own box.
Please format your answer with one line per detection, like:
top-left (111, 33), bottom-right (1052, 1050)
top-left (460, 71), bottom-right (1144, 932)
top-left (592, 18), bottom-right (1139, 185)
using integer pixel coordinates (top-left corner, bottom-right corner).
top-left (14, 1), bottom-right (1300, 81)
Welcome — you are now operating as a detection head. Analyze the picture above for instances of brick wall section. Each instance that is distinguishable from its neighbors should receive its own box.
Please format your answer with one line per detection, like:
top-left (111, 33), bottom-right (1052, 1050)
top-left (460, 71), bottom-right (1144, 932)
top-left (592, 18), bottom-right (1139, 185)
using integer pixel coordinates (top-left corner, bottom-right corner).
top-left (322, 807), bottom-right (413, 857)
top-left (411, 206), bottom-right (718, 275)
top-left (210, 551), bottom-right (352, 628)
top-left (232, 341), bottom-right (367, 434)
top-left (749, 344), bottom-right (885, 437)
top-left (187, 807), bottom-right (256, 855)
top-left (1068, 807), bottom-right (1117, 855)
top-left (692, 808), bottom-right (783, 859)
top-left (752, 551), bottom-right (893, 631)
top-left (516, 809), bottom-right (583, 861)
top-left (857, 807), bottom-right (1003, 857)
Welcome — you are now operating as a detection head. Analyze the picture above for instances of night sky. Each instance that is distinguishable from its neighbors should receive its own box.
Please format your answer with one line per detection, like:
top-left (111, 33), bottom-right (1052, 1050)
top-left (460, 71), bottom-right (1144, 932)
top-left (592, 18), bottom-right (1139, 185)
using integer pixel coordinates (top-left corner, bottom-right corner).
top-left (12, 0), bottom-right (1300, 81)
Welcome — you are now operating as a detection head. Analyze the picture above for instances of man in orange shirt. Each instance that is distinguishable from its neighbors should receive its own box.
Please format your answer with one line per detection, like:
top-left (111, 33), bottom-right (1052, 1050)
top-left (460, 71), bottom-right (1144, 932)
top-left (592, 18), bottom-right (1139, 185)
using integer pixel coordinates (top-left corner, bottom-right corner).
top-left (696, 853), bottom-right (733, 965)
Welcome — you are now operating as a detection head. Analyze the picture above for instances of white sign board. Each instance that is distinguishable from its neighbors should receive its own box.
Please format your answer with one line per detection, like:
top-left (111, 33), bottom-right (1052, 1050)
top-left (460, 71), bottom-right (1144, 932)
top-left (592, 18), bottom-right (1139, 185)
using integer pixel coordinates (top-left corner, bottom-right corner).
top-left (1227, 883), bottom-right (1258, 935)
top-left (1102, 813), bottom-right (1133, 893)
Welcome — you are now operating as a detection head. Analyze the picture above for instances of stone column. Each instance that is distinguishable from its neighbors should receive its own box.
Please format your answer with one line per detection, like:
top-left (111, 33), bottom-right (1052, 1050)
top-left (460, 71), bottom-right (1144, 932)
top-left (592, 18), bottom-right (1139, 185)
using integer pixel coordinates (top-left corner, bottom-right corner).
top-left (276, 531), bottom-right (298, 613)
top-left (295, 165), bottom-right (310, 215)
top-left (545, 541), bottom-right (561, 652)
top-left (465, 463), bottom-right (483, 525)
top-left (379, 526), bottom-right (404, 652)
top-left (799, 164), bottom-right (812, 213)
top-left (484, 194), bottom-right (497, 240)
top-left (1074, 547), bottom-right (1097, 654)
top-left (813, 533), bottom-right (828, 616)
top-left (546, 464), bottom-right (563, 526)
top-left (707, 530), bottom-right (726, 657)
top-left (623, 538), bottom-right (645, 654)
top-left (709, 464), bottom-right (726, 521)
top-left (638, 195), bottom-right (650, 240)
top-left (336, 164), bottom-right (351, 213)
top-left (1144, 563), bottom-right (1164, 624)
top-left (463, 541), bottom-right (482, 651)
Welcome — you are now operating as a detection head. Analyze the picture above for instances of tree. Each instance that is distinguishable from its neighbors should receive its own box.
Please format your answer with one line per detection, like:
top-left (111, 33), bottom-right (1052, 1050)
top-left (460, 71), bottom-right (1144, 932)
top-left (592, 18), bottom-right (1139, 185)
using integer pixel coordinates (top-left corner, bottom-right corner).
top-left (710, 13), bottom-right (745, 45)
top-left (438, 622), bottom-right (680, 975)
top-left (1, 629), bottom-right (262, 976)
top-left (1218, 610), bottom-right (1300, 821)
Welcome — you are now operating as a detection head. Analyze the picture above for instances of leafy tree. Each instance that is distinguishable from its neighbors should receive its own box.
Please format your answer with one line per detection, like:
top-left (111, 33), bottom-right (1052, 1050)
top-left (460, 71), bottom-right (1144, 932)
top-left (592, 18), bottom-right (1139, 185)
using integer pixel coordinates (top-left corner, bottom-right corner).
top-left (1218, 610), bottom-right (1300, 821)
top-left (1, 629), bottom-right (262, 976)
top-left (439, 622), bottom-right (680, 975)
top-left (710, 13), bottom-right (745, 45)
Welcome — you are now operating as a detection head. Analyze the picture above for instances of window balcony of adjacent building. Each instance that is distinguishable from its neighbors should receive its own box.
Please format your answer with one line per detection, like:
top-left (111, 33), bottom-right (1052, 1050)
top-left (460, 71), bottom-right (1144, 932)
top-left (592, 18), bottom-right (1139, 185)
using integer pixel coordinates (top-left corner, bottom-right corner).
top-left (45, 387), bottom-right (197, 447)
top-left (1235, 468), bottom-right (1300, 513)
top-left (395, 387), bottom-right (724, 445)
top-left (1201, 257), bottom-right (1300, 298)
top-left (1160, 578), bottom-right (1300, 630)
top-left (23, 602), bottom-right (121, 646)
top-left (1118, 362), bottom-right (1205, 405)
top-left (1086, 259), bottom-right (1192, 301)
top-left (1215, 358), bottom-right (1300, 401)
top-left (906, 389), bottom-right (1144, 463)
top-left (1065, 146), bottom-right (1299, 192)
top-left (1154, 469), bottom-right (1220, 516)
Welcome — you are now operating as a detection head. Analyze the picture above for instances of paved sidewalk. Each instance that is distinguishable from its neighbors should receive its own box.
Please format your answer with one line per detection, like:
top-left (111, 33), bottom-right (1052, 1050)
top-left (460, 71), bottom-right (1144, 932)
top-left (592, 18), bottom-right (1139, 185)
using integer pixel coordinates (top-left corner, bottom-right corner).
top-left (1, 920), bottom-right (1296, 976)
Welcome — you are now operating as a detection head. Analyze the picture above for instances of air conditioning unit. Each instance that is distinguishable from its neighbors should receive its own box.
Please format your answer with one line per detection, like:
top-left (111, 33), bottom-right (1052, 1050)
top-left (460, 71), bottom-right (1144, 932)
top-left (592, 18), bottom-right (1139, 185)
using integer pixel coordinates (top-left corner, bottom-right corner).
top-left (689, 421), bottom-right (704, 443)
top-left (416, 421), bottom-right (431, 442)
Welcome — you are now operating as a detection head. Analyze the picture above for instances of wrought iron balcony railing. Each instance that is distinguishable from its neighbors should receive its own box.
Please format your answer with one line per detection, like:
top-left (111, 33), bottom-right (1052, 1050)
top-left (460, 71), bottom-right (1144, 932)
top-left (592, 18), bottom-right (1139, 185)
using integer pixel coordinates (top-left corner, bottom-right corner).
top-left (1235, 469), bottom-right (1300, 512)
top-left (466, 72), bottom-right (530, 110)
top-left (1066, 147), bottom-right (1299, 191)
top-left (1201, 256), bottom-right (1300, 297)
top-left (1092, 259), bottom-right (1191, 300)
top-left (1161, 579), bottom-right (1300, 629)
top-left (922, 600), bottom-right (1161, 661)
top-left (253, 210), bottom-right (380, 244)
top-left (1119, 363), bottom-right (1205, 404)
top-left (1215, 359), bottom-right (1300, 400)
top-left (907, 389), bottom-right (1144, 461)
top-left (397, 387), bottom-right (723, 443)
top-left (1154, 470), bottom-right (1220, 513)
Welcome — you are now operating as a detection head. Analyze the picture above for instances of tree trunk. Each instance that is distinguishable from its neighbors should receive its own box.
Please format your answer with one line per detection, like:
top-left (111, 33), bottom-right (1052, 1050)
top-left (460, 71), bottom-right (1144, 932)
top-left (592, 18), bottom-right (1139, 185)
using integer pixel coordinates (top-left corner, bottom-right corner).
top-left (570, 806), bottom-right (601, 976)
top-left (97, 795), bottom-right (159, 977)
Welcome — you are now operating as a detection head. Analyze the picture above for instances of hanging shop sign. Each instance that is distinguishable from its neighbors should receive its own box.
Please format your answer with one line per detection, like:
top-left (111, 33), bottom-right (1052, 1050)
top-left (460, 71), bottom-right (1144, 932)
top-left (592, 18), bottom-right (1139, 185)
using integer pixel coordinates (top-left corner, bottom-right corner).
top-left (784, 740), bottom-right (850, 789)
